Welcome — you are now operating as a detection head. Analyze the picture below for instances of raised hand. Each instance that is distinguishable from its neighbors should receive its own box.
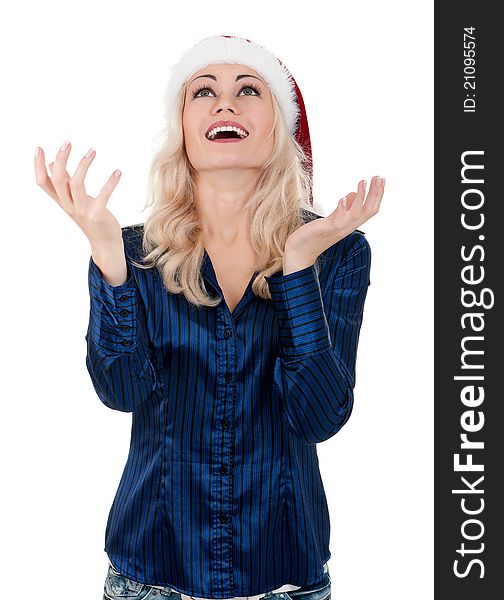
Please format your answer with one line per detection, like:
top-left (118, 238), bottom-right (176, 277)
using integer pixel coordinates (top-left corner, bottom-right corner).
top-left (284, 175), bottom-right (385, 270)
top-left (34, 140), bottom-right (123, 247)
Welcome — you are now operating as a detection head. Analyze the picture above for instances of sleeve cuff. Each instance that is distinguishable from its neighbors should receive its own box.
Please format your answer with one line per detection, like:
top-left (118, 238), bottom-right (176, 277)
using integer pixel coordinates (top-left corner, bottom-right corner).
top-left (265, 263), bottom-right (332, 359)
top-left (87, 255), bottom-right (139, 357)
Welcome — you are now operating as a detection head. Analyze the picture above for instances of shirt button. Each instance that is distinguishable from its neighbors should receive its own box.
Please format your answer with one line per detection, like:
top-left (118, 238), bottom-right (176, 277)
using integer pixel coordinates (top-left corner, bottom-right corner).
top-left (220, 513), bottom-right (228, 523)
top-left (119, 309), bottom-right (130, 317)
top-left (224, 328), bottom-right (232, 339)
top-left (224, 372), bottom-right (232, 383)
top-left (219, 465), bottom-right (228, 475)
top-left (222, 419), bottom-right (230, 429)
top-left (121, 325), bottom-right (131, 331)
top-left (122, 340), bottom-right (131, 347)
top-left (119, 294), bottom-right (129, 302)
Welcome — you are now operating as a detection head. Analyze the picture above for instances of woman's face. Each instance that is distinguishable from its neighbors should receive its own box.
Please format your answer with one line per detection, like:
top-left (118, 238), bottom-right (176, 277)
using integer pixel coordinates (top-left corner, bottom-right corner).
top-left (182, 63), bottom-right (275, 173)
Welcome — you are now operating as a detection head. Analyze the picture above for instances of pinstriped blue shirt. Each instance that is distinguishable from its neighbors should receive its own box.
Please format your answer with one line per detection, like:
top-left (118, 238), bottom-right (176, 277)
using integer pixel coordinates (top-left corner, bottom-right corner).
top-left (85, 209), bottom-right (371, 598)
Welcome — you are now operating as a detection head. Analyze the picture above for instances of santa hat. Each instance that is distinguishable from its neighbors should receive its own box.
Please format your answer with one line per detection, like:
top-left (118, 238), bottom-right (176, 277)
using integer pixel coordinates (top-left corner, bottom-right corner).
top-left (162, 35), bottom-right (313, 204)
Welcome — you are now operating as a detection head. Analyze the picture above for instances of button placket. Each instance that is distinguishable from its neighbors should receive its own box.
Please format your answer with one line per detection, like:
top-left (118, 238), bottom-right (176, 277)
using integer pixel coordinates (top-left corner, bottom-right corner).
top-left (211, 305), bottom-right (236, 595)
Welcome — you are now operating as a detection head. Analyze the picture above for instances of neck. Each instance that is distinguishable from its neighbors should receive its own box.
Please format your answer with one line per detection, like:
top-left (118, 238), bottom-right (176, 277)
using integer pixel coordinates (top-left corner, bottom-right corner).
top-left (194, 169), bottom-right (259, 243)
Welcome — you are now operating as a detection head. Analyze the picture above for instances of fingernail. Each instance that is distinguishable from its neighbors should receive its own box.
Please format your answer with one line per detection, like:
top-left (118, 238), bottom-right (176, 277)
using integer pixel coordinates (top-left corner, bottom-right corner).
top-left (35, 147), bottom-right (40, 159)
top-left (60, 139), bottom-right (70, 152)
top-left (362, 180), bottom-right (367, 192)
top-left (85, 147), bottom-right (95, 159)
top-left (113, 169), bottom-right (121, 178)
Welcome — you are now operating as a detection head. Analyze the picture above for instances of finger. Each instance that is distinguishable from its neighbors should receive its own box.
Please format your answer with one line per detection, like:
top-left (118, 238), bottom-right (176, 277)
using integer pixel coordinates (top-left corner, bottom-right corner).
top-left (347, 179), bottom-right (367, 218)
top-left (328, 195), bottom-right (348, 217)
top-left (357, 179), bottom-right (367, 207)
top-left (34, 147), bottom-right (60, 202)
top-left (343, 192), bottom-right (358, 211)
top-left (365, 175), bottom-right (385, 214)
top-left (95, 168), bottom-right (122, 210)
top-left (71, 147), bottom-right (96, 209)
top-left (51, 140), bottom-right (74, 209)
top-left (327, 189), bottom-right (357, 217)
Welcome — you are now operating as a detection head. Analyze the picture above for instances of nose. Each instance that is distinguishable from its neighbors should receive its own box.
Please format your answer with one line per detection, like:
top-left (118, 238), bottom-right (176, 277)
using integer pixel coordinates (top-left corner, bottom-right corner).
top-left (212, 93), bottom-right (238, 115)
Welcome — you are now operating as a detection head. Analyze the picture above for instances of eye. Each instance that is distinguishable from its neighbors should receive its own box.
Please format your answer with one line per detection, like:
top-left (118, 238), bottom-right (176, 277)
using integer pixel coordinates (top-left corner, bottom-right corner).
top-left (191, 85), bottom-right (216, 98)
top-left (238, 83), bottom-right (262, 96)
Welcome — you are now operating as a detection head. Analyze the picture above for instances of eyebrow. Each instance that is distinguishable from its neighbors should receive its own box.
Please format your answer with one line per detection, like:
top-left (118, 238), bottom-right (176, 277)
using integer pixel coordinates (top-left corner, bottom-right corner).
top-left (189, 73), bottom-right (263, 86)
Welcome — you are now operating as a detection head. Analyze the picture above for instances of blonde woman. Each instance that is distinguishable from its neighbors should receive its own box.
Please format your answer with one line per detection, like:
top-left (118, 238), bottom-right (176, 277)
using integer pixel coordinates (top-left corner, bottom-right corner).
top-left (34, 35), bottom-right (384, 600)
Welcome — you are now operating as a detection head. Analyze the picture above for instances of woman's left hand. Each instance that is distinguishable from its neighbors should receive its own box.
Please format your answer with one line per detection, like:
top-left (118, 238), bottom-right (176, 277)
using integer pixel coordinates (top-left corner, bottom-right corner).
top-left (283, 175), bottom-right (385, 274)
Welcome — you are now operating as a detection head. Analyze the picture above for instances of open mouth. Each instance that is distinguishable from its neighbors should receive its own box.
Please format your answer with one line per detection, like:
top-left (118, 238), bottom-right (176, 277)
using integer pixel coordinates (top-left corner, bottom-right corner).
top-left (206, 126), bottom-right (249, 142)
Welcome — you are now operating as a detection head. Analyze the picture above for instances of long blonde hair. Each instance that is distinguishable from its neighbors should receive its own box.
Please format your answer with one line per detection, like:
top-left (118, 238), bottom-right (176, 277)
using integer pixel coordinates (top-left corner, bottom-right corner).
top-left (131, 81), bottom-right (314, 308)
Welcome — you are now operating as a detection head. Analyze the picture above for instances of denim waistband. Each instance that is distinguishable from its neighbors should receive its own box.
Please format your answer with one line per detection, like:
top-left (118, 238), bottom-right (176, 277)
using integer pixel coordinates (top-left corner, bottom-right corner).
top-left (108, 561), bottom-right (329, 597)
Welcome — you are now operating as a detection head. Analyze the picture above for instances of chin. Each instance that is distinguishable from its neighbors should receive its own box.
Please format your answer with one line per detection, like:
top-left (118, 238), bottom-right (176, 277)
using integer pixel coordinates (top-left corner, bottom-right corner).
top-left (204, 156), bottom-right (249, 168)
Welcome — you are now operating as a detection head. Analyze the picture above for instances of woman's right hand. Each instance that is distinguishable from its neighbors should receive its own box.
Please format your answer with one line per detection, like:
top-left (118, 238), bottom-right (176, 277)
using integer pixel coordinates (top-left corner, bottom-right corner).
top-left (34, 140), bottom-right (123, 247)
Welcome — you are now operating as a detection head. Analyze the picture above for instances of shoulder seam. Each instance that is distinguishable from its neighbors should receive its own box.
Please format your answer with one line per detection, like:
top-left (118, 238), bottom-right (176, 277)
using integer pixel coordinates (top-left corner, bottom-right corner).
top-left (121, 224), bottom-right (145, 261)
top-left (121, 223), bottom-right (144, 233)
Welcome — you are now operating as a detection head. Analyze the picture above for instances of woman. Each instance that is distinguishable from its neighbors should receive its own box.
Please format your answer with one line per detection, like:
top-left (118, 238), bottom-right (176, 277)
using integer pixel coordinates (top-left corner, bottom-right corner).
top-left (34, 35), bottom-right (383, 600)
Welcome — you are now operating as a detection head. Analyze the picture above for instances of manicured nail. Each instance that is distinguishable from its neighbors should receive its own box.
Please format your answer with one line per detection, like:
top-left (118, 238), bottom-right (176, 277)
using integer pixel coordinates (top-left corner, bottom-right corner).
top-left (85, 147), bottom-right (95, 159)
top-left (60, 139), bottom-right (70, 152)
top-left (113, 169), bottom-right (121, 178)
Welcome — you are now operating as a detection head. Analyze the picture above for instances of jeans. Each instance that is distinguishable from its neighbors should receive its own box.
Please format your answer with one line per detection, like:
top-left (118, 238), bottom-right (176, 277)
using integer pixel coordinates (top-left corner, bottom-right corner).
top-left (103, 562), bottom-right (331, 600)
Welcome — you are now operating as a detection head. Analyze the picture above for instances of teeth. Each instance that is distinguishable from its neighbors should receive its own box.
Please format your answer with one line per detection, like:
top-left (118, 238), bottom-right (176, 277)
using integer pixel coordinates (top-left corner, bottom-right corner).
top-left (206, 125), bottom-right (249, 140)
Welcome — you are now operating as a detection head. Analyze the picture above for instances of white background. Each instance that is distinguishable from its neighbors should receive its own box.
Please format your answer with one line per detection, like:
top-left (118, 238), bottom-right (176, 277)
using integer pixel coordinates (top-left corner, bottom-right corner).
top-left (1, 1), bottom-right (433, 598)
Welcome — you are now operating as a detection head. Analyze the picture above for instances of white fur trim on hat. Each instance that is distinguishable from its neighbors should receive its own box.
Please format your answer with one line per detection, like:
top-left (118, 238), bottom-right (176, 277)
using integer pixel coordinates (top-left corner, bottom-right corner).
top-left (162, 36), bottom-right (300, 135)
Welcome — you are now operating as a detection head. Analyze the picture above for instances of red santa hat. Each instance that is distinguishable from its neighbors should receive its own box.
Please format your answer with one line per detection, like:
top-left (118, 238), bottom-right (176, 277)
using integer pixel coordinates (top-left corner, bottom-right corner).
top-left (162, 35), bottom-right (313, 204)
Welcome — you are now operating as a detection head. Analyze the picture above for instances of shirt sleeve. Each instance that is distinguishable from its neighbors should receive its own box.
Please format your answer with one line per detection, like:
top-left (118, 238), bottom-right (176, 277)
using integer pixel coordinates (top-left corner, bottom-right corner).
top-left (264, 231), bottom-right (371, 445)
top-left (84, 231), bottom-right (160, 413)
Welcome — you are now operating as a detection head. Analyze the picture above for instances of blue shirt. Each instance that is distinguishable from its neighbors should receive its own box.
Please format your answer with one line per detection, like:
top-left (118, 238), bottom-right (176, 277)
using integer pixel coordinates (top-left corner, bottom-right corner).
top-left (85, 209), bottom-right (371, 598)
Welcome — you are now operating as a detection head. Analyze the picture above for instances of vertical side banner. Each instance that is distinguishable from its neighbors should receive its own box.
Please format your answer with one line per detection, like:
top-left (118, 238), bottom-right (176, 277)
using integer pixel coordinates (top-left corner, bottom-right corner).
top-left (435, 2), bottom-right (502, 598)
